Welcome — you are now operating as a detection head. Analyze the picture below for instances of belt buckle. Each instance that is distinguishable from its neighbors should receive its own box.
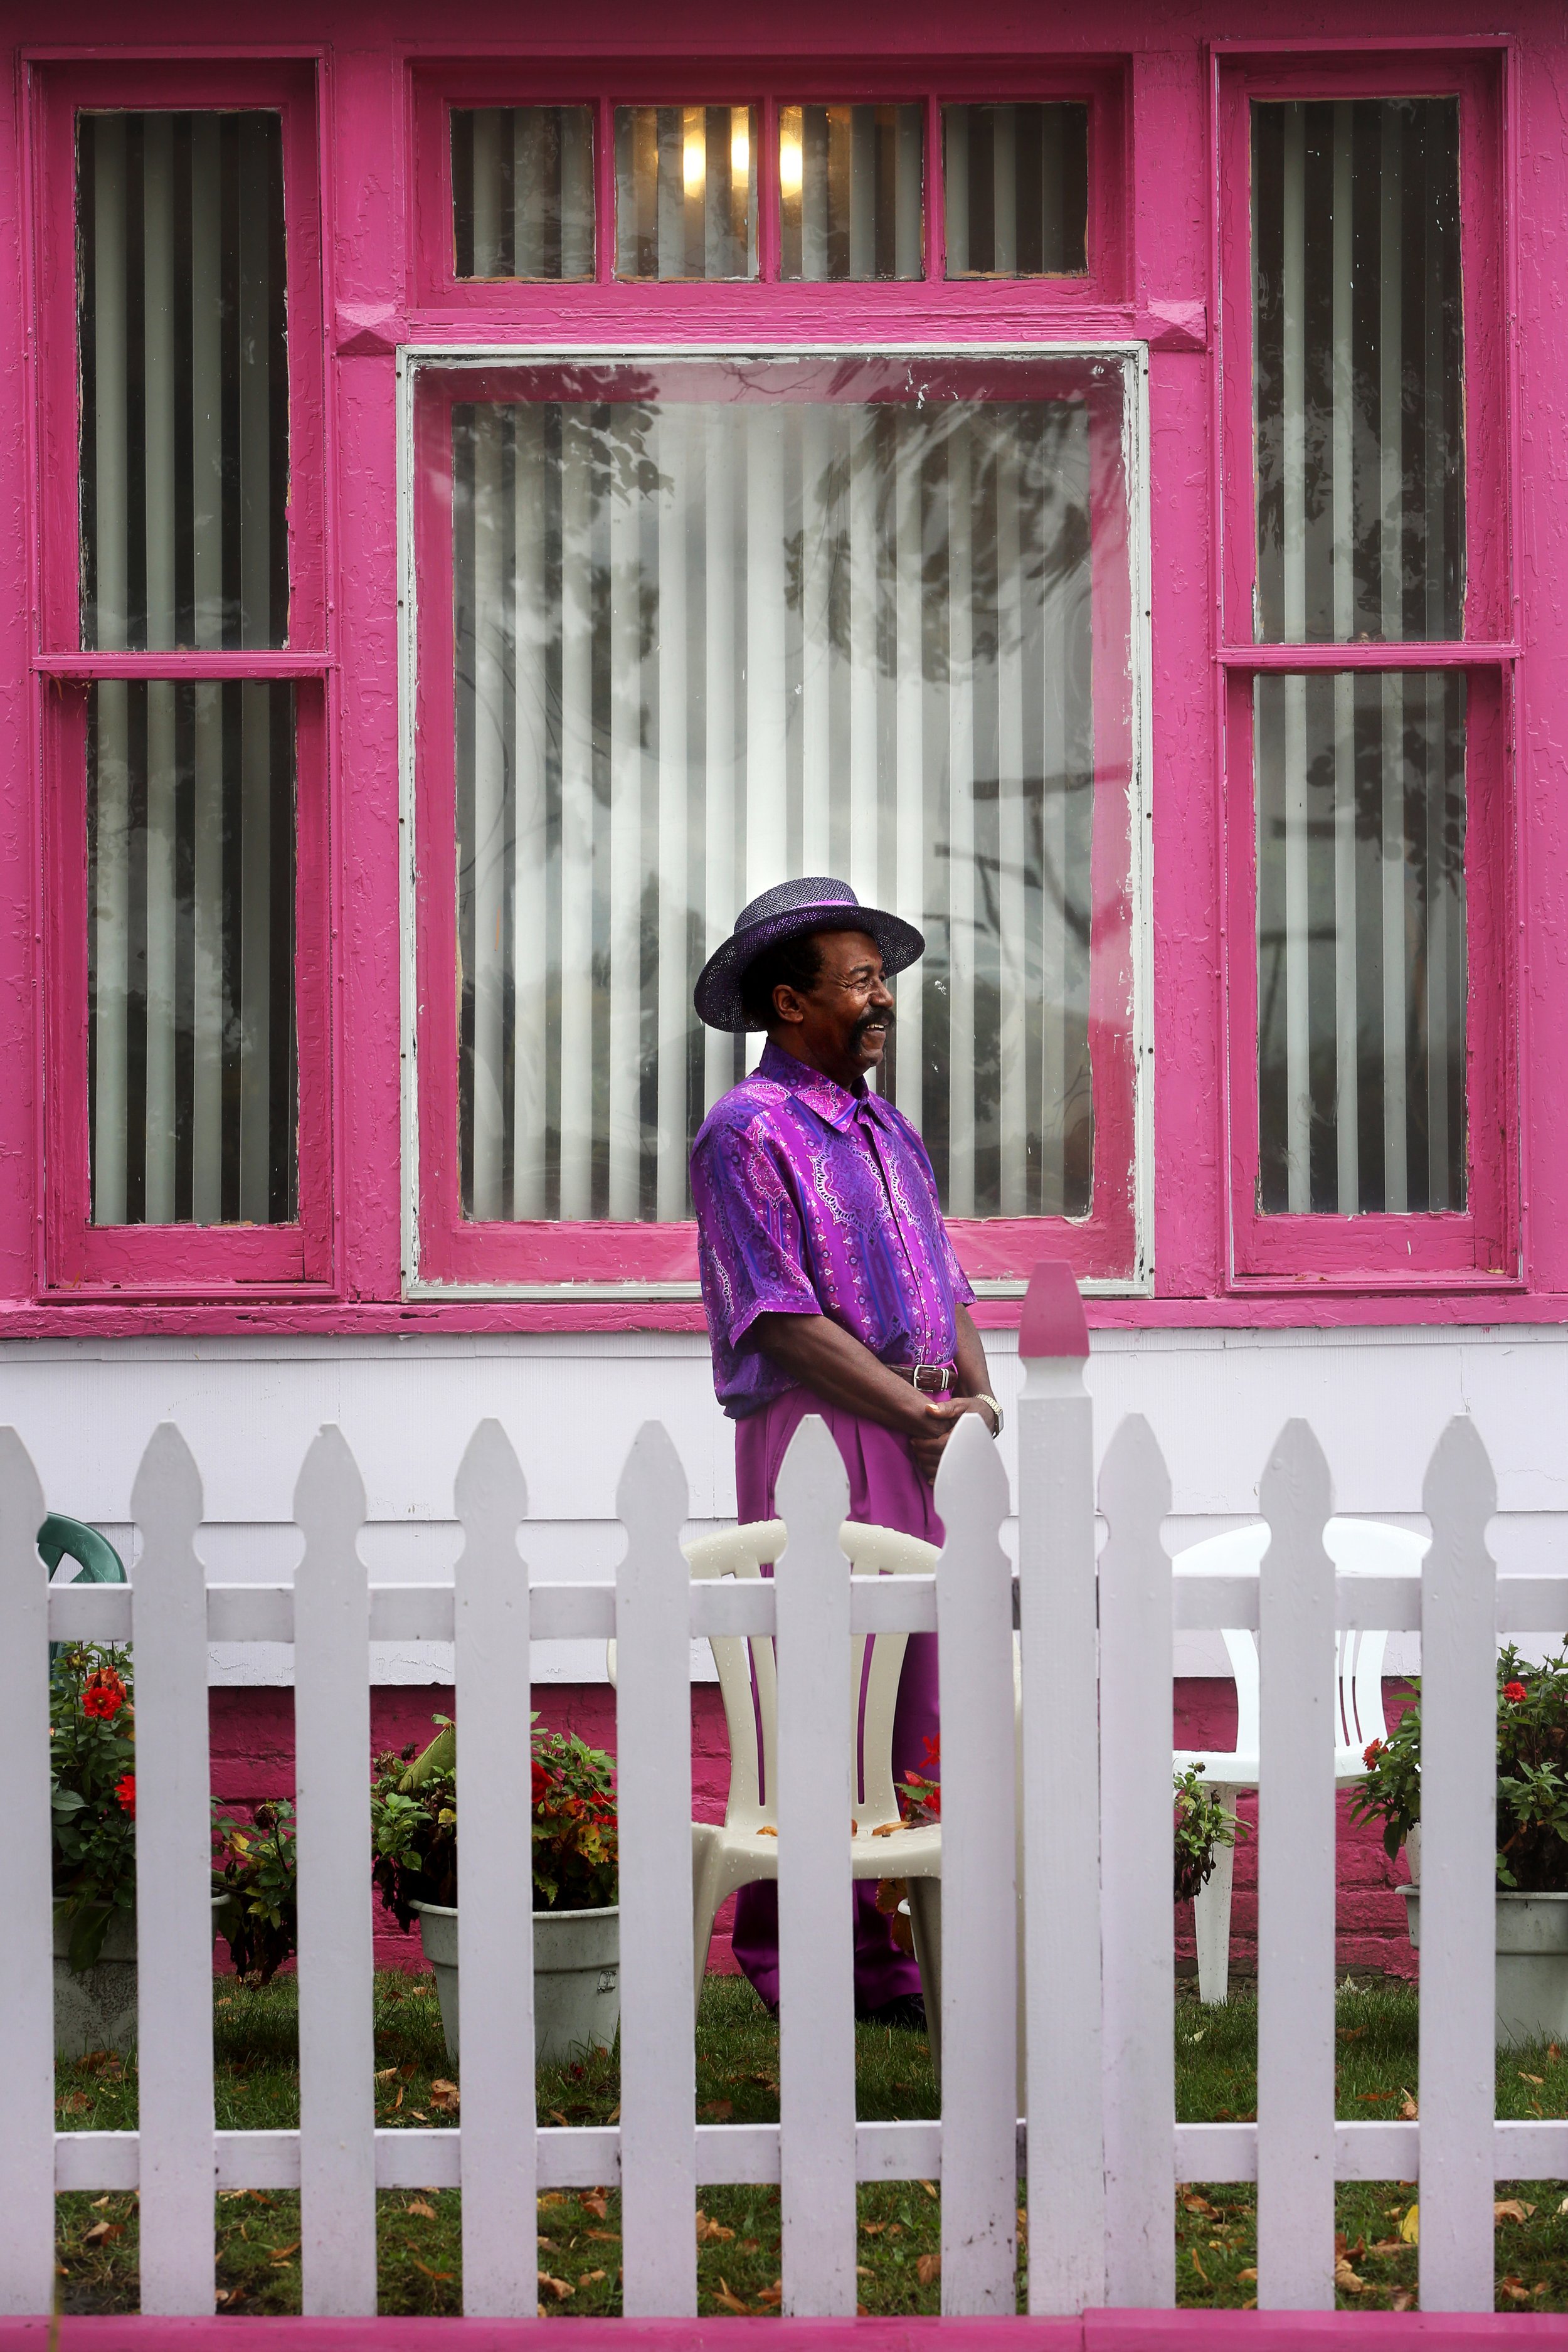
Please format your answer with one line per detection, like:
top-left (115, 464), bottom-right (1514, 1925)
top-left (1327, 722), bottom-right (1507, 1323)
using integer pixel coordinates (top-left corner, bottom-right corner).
top-left (913, 1362), bottom-right (952, 1395)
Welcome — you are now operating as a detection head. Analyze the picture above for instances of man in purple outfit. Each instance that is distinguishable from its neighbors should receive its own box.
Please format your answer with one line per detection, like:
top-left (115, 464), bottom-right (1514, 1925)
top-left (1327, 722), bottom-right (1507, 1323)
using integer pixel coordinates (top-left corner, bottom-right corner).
top-left (689, 877), bottom-right (1002, 2026)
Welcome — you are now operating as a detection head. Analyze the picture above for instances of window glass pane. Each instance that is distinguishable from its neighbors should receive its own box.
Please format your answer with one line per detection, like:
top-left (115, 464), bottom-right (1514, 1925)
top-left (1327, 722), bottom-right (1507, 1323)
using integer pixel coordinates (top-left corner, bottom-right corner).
top-left (78, 112), bottom-right (288, 651)
top-left (452, 107), bottom-right (595, 280)
top-left (778, 105), bottom-right (924, 280)
top-left (87, 679), bottom-right (297, 1225)
top-left (942, 103), bottom-right (1088, 276)
top-left (1256, 669), bottom-right (1465, 1216)
top-left (1253, 99), bottom-right (1463, 644)
top-left (613, 106), bottom-right (756, 279)
top-left (445, 357), bottom-right (1132, 1224)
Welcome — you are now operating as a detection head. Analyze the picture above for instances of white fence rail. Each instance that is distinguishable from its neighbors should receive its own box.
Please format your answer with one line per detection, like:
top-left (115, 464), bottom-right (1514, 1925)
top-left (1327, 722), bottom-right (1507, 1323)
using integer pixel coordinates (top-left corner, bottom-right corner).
top-left (1, 1268), bottom-right (1565, 2320)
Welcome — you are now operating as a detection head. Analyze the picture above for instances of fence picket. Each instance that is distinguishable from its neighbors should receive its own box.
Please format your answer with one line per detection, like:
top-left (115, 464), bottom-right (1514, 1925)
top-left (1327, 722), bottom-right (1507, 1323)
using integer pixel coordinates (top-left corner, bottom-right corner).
top-left (1015, 1264), bottom-right (1101, 2314)
top-left (1256, 1421), bottom-right (1337, 2309)
top-left (130, 1425), bottom-right (217, 2314)
top-left (293, 1426), bottom-right (377, 2316)
top-left (1098, 1412), bottom-right (1175, 2306)
top-left (0, 1429), bottom-right (54, 2316)
top-left (935, 1413), bottom-right (1017, 2314)
top-left (616, 1421), bottom-right (699, 2317)
top-left (452, 1419), bottom-right (535, 2315)
top-left (1418, 1416), bottom-right (1499, 2312)
top-left (775, 1414), bottom-right (856, 2317)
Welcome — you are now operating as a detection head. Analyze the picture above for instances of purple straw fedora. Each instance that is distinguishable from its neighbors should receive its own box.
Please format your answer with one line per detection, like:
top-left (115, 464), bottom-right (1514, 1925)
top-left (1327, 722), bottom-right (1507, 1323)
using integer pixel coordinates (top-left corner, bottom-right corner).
top-left (694, 877), bottom-right (926, 1034)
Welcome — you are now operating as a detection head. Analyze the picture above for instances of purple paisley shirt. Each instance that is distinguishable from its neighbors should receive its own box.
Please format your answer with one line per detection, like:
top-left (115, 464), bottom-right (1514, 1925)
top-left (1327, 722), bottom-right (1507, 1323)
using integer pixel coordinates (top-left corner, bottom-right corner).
top-left (690, 1039), bottom-right (976, 1419)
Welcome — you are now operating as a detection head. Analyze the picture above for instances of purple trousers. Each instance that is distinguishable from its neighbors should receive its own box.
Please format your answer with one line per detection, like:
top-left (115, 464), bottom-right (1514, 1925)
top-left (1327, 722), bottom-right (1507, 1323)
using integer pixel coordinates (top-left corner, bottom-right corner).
top-left (728, 1386), bottom-right (941, 2011)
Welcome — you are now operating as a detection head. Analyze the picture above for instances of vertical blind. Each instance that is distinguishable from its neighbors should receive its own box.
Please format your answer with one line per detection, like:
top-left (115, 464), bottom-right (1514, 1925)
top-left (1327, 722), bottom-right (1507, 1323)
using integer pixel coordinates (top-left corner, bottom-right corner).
top-left (78, 114), bottom-right (297, 1226)
top-left (778, 105), bottom-right (924, 280)
top-left (79, 110), bottom-right (288, 650)
top-left (614, 107), bottom-right (757, 280)
top-left (1251, 99), bottom-right (1467, 1216)
top-left (942, 105), bottom-right (1089, 277)
top-left (88, 681), bottom-right (297, 1227)
top-left (452, 107), bottom-right (596, 280)
top-left (450, 364), bottom-right (1121, 1227)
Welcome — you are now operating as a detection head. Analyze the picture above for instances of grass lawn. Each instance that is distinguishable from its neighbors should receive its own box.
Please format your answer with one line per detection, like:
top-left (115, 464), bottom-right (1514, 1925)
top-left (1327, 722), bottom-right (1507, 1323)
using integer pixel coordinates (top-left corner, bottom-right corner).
top-left (51, 1971), bottom-right (1568, 2318)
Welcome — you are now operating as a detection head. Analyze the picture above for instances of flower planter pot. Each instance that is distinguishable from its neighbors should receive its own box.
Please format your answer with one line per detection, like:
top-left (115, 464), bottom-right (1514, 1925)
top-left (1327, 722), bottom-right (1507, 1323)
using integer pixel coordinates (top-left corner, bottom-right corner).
top-left (53, 1899), bottom-right (225, 2060)
top-left (1402, 1886), bottom-right (1568, 2048)
top-left (411, 1901), bottom-right (620, 2068)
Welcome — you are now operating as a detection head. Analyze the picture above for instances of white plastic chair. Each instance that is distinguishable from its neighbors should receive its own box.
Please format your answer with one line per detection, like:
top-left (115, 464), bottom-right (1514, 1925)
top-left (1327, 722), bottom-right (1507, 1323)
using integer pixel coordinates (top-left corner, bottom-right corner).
top-left (1173, 1517), bottom-right (1426, 2004)
top-left (682, 1517), bottom-right (945, 2027)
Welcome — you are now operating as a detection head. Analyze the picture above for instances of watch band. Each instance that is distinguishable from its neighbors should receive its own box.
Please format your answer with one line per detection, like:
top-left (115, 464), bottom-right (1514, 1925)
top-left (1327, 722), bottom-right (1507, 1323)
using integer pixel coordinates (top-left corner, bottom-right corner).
top-left (975, 1392), bottom-right (1004, 1437)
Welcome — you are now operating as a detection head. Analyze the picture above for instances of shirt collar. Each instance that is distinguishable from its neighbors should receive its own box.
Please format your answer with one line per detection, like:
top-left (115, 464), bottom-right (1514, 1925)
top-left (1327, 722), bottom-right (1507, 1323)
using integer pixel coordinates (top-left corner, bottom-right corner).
top-left (756, 1037), bottom-right (894, 1135)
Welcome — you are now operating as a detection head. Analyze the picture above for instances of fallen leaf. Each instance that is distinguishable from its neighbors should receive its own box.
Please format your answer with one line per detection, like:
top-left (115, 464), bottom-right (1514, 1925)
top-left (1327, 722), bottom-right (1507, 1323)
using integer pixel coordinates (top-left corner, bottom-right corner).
top-left (538, 2193), bottom-right (566, 2209)
top-left (1399, 2206), bottom-right (1420, 2246)
top-left (916, 2253), bottom-right (940, 2287)
top-left (696, 2210), bottom-right (734, 2243)
top-left (405, 2199), bottom-right (437, 2220)
top-left (756, 2282), bottom-right (783, 2307)
top-left (1399, 2089), bottom-right (1418, 2119)
top-left (919, 2180), bottom-right (938, 2198)
top-left (268, 2240), bottom-right (302, 2265)
top-left (1237, 2268), bottom-right (1257, 2284)
top-left (712, 2279), bottom-right (750, 2314)
top-left (408, 2253), bottom-right (454, 2282)
top-left (1187, 2029), bottom-right (1205, 2045)
top-left (1550, 2044), bottom-right (1562, 2064)
top-left (81, 2222), bottom-right (122, 2247)
top-left (581, 2193), bottom-right (609, 2220)
top-left (1500, 2275), bottom-right (1531, 2305)
top-left (1370, 2238), bottom-right (1405, 2255)
top-left (1392, 2291), bottom-right (1416, 2313)
top-left (856, 2265), bottom-right (874, 2278)
top-left (1520, 2071), bottom-right (1545, 2086)
top-left (91, 2196), bottom-right (110, 2210)
top-left (1495, 2200), bottom-right (1536, 2224)
top-left (537, 2237), bottom-right (556, 2251)
top-left (538, 2272), bottom-right (575, 2300)
top-left (1337, 2026), bottom-right (1365, 2042)
top-left (580, 2270), bottom-right (607, 2284)
top-left (374, 2066), bottom-right (397, 2082)
top-left (60, 2092), bottom-right (91, 2114)
top-left (1180, 2191), bottom-right (1217, 2217)
top-left (390, 2086), bottom-right (404, 2111)
top-left (857, 2305), bottom-right (871, 2318)
top-left (1359, 2090), bottom-right (1391, 2104)
top-left (872, 1821), bottom-right (901, 1837)
top-left (1334, 2259), bottom-right (1365, 2294)
top-left (850, 1820), bottom-right (858, 1836)
top-left (701, 2099), bottom-right (734, 2121)
top-left (410, 2109), bottom-right (427, 2121)
top-left (862, 2222), bottom-right (885, 2237)
top-left (549, 2110), bottom-right (571, 2129)
top-left (585, 2229), bottom-right (618, 2243)
top-left (756, 1825), bottom-right (777, 1837)
top-left (1189, 2251), bottom-right (1209, 2284)
top-left (430, 2079), bottom-right (460, 2113)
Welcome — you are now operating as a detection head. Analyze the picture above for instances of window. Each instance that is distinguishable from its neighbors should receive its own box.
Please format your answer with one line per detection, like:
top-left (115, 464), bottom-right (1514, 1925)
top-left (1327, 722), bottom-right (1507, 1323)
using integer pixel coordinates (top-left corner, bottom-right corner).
top-left (410, 351), bottom-right (1143, 1290)
top-left (34, 63), bottom-right (330, 1293)
top-left (1218, 55), bottom-right (1513, 1285)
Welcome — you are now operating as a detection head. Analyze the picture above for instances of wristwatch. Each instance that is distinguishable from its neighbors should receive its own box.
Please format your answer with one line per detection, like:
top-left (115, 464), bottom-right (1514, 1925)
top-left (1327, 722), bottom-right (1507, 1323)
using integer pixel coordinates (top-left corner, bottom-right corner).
top-left (974, 1392), bottom-right (1004, 1438)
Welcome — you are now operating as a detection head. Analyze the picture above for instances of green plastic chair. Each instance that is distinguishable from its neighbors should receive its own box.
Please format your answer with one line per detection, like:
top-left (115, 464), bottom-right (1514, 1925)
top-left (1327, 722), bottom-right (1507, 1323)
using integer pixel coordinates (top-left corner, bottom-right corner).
top-left (38, 1513), bottom-right (127, 1664)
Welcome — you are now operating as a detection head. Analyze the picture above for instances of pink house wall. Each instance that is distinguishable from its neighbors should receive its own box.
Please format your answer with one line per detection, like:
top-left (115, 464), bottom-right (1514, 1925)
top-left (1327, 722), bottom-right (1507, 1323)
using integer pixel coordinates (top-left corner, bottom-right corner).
top-left (0, 0), bottom-right (1563, 1336)
top-left (211, 1682), bottom-right (1419, 1983)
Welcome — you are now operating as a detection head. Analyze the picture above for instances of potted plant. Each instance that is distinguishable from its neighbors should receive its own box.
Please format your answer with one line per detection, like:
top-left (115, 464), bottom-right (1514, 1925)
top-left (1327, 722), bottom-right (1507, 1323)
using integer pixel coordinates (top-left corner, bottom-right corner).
top-left (370, 1715), bottom-right (620, 2066)
top-left (213, 1799), bottom-right (300, 1985)
top-left (50, 1643), bottom-right (141, 2057)
top-left (1353, 1645), bottom-right (1568, 2047)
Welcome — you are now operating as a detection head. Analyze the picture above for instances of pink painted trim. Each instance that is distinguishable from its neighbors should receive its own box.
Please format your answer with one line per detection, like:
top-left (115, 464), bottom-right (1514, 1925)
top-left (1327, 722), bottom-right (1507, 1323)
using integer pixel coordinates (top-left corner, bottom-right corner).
top-left (1219, 645), bottom-right (1519, 672)
top-left (2, 2312), bottom-right (1565, 2346)
top-left (29, 60), bottom-right (336, 1298)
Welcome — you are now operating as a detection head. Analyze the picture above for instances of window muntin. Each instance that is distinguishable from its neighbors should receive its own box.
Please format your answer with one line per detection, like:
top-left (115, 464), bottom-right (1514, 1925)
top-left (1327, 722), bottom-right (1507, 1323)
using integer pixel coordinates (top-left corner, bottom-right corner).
top-left (613, 106), bottom-right (757, 280)
top-left (941, 103), bottom-right (1088, 277)
top-left (451, 107), bottom-right (596, 281)
top-left (1252, 99), bottom-right (1463, 645)
top-left (78, 110), bottom-right (288, 652)
top-left (1255, 669), bottom-right (1465, 1217)
top-left (428, 352), bottom-right (1133, 1262)
top-left (88, 679), bottom-right (297, 1226)
top-left (777, 105), bottom-right (924, 282)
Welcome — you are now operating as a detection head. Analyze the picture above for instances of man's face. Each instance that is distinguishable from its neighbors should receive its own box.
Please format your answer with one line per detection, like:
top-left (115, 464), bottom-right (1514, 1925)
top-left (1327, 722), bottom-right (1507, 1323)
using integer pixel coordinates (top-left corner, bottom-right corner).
top-left (776, 929), bottom-right (895, 1078)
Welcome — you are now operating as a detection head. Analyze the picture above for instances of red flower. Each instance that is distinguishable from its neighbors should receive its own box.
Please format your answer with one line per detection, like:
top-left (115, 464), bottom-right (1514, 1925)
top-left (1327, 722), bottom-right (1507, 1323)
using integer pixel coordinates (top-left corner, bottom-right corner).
top-left (1505, 1681), bottom-right (1528, 1703)
top-left (531, 1760), bottom-right (548, 1808)
top-left (82, 1666), bottom-right (126, 1720)
top-left (1363, 1739), bottom-right (1384, 1768)
top-left (114, 1772), bottom-right (136, 1818)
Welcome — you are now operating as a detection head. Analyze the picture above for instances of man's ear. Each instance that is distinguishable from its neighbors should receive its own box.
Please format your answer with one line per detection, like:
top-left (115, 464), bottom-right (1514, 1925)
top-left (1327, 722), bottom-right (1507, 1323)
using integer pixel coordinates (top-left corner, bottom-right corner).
top-left (771, 985), bottom-right (807, 1028)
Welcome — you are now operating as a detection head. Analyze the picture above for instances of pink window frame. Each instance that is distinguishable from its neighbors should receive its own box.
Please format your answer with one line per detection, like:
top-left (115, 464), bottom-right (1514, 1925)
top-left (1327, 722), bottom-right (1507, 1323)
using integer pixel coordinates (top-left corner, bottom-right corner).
top-left (29, 58), bottom-right (334, 1298)
top-left (1214, 46), bottom-right (1520, 1291)
top-left (406, 58), bottom-right (1129, 309)
top-left (409, 349), bottom-right (1141, 1293)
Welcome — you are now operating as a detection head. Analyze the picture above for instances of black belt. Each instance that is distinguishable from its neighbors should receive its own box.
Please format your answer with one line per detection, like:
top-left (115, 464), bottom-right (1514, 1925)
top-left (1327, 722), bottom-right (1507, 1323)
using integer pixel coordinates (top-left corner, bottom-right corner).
top-left (887, 1361), bottom-right (958, 1395)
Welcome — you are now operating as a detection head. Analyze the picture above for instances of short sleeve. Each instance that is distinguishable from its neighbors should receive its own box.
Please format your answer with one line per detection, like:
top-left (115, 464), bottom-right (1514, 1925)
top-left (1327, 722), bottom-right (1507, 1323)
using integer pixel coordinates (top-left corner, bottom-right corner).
top-left (690, 1115), bottom-right (823, 1353)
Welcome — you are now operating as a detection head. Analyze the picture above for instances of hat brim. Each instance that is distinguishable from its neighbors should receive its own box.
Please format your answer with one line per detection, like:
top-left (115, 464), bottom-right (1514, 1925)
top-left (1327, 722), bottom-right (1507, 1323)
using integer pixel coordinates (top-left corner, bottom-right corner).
top-left (694, 904), bottom-right (926, 1032)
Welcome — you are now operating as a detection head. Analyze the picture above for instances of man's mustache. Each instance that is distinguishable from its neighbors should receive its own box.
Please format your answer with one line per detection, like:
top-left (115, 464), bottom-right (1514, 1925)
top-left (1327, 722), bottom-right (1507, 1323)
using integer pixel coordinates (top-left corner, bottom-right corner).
top-left (852, 1008), bottom-right (895, 1043)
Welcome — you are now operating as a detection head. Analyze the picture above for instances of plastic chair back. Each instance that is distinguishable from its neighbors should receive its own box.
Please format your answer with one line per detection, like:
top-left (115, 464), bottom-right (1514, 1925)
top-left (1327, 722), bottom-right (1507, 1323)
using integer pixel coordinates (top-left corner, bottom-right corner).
top-left (38, 1513), bottom-right (128, 1586)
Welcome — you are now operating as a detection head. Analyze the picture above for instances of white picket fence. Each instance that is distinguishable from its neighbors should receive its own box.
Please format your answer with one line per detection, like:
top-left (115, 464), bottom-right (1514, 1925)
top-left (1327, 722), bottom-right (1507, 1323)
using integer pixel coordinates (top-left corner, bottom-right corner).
top-left (1, 1306), bottom-right (1565, 2323)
